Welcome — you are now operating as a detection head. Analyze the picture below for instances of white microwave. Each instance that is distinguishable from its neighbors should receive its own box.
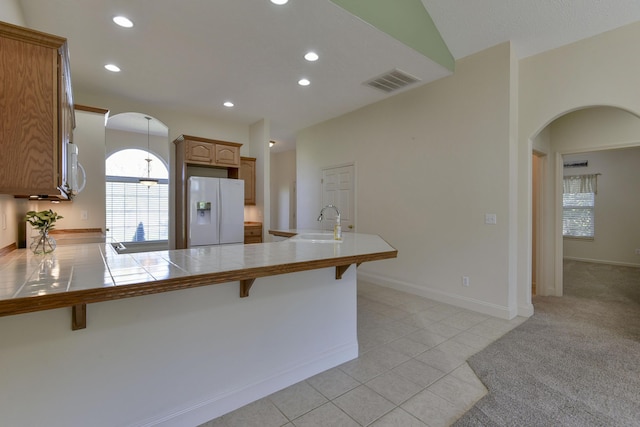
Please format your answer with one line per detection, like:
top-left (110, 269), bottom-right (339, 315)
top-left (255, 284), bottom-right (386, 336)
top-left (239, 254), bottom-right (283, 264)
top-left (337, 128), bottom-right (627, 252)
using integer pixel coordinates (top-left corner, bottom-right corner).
top-left (66, 142), bottom-right (85, 196)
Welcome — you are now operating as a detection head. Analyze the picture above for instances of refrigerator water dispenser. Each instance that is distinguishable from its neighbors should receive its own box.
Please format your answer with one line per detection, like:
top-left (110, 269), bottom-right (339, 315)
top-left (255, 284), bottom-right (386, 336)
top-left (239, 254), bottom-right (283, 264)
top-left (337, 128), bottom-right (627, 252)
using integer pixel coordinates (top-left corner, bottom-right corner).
top-left (196, 201), bottom-right (212, 224)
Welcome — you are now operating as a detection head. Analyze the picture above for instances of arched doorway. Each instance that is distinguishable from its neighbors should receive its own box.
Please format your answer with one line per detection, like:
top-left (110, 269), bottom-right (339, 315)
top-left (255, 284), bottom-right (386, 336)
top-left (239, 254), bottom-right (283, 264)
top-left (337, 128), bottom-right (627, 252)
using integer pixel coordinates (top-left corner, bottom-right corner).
top-left (529, 106), bottom-right (640, 297)
top-left (105, 113), bottom-right (170, 247)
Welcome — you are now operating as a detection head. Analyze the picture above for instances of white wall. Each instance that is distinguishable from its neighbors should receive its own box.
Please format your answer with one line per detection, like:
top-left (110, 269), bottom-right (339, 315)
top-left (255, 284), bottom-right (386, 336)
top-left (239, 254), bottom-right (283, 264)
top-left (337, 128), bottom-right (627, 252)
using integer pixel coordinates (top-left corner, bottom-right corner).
top-left (0, 0), bottom-right (24, 24)
top-left (0, 196), bottom-right (20, 249)
top-left (270, 150), bottom-right (296, 230)
top-left (106, 128), bottom-right (169, 163)
top-left (550, 107), bottom-right (640, 153)
top-left (298, 43), bottom-right (517, 318)
top-left (245, 120), bottom-right (271, 240)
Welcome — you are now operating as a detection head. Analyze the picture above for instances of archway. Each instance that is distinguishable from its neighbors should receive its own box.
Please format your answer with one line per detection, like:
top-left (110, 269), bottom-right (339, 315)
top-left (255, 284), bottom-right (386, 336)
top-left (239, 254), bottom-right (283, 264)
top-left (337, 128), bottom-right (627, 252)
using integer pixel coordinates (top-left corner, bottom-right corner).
top-left (105, 113), bottom-right (169, 246)
top-left (528, 105), bottom-right (640, 298)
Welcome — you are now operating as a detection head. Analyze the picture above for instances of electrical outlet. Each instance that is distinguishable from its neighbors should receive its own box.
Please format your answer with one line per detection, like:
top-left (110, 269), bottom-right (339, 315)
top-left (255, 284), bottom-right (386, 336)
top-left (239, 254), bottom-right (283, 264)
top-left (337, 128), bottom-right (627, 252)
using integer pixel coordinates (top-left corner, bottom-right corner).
top-left (462, 276), bottom-right (470, 287)
top-left (80, 210), bottom-right (88, 220)
top-left (485, 213), bottom-right (497, 225)
top-left (635, 248), bottom-right (640, 255)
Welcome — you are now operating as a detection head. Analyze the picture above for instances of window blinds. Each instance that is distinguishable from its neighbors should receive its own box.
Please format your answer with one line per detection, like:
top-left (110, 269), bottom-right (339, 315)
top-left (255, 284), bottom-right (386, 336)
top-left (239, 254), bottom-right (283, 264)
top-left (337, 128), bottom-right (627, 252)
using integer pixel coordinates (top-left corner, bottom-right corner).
top-left (562, 174), bottom-right (597, 238)
top-left (106, 180), bottom-right (169, 242)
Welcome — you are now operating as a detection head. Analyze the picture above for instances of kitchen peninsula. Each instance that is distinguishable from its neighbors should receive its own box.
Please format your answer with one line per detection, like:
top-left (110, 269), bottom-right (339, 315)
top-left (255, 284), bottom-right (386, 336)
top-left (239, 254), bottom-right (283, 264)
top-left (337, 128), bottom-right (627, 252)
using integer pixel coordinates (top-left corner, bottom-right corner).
top-left (0, 233), bottom-right (396, 427)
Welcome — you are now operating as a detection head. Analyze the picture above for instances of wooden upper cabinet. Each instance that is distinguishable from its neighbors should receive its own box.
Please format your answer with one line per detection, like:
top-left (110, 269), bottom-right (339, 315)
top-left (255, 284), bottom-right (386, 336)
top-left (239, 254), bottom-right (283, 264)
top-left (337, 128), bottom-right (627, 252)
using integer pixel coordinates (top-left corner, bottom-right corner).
top-left (240, 157), bottom-right (256, 205)
top-left (178, 135), bottom-right (241, 168)
top-left (215, 144), bottom-right (240, 166)
top-left (185, 140), bottom-right (215, 165)
top-left (0, 21), bottom-right (74, 199)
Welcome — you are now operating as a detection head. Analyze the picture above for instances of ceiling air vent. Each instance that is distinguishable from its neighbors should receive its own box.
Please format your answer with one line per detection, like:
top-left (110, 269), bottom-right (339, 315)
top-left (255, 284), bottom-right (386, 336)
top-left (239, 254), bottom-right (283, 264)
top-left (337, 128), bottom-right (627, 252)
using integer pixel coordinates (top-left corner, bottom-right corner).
top-left (364, 69), bottom-right (421, 93)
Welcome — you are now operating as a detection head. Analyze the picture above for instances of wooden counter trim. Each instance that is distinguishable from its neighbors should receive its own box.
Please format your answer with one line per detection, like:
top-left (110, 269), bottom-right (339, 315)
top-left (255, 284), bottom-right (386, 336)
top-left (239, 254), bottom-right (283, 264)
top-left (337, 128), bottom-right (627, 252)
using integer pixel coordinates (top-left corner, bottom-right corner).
top-left (74, 104), bottom-right (109, 115)
top-left (0, 242), bottom-right (17, 258)
top-left (72, 304), bottom-right (87, 330)
top-left (0, 248), bottom-right (398, 329)
top-left (240, 279), bottom-right (256, 298)
top-left (49, 228), bottom-right (103, 234)
top-left (335, 264), bottom-right (352, 280)
top-left (268, 230), bottom-right (298, 238)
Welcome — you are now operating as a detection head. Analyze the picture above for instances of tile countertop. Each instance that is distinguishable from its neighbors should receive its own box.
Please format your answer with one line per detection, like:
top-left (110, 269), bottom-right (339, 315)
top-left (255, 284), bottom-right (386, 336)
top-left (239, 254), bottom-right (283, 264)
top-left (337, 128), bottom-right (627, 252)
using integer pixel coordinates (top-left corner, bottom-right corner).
top-left (0, 232), bottom-right (397, 321)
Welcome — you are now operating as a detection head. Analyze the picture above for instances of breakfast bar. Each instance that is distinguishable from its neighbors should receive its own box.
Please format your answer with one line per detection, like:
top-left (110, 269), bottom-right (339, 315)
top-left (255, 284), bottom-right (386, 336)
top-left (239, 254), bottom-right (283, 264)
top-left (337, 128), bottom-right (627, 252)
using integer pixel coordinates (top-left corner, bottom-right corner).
top-left (0, 232), bottom-right (395, 328)
top-left (0, 233), bottom-right (396, 427)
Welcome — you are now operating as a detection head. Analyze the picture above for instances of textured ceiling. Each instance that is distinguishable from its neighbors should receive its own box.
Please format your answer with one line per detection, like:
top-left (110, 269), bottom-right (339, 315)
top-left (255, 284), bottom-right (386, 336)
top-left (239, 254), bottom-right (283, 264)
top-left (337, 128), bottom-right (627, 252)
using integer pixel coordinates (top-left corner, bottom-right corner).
top-left (16, 0), bottom-right (640, 152)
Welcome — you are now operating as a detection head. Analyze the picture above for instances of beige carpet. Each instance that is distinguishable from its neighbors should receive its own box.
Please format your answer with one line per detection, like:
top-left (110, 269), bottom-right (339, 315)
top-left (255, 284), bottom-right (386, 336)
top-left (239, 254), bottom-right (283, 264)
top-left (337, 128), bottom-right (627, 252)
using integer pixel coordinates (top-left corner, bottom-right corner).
top-left (454, 260), bottom-right (640, 426)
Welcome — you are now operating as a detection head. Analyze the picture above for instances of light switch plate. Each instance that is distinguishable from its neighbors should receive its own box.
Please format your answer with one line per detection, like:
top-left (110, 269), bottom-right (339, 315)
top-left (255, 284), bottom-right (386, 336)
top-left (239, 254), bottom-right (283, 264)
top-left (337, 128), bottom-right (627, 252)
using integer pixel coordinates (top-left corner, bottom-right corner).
top-left (485, 213), bottom-right (497, 225)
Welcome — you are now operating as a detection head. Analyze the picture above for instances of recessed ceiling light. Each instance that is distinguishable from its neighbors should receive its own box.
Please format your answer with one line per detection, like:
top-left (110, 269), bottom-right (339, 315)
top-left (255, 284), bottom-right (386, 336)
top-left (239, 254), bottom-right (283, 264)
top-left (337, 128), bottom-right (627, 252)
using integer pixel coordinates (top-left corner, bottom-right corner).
top-left (298, 78), bottom-right (311, 86)
top-left (104, 64), bottom-right (121, 72)
top-left (270, 0), bottom-right (288, 5)
top-left (223, 101), bottom-right (234, 108)
top-left (304, 51), bottom-right (319, 62)
top-left (113, 16), bottom-right (134, 28)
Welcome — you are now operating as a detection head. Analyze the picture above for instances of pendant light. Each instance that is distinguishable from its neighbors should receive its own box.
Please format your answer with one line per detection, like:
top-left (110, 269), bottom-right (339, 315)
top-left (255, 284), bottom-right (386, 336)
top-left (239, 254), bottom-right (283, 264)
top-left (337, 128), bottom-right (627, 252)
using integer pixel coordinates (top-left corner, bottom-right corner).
top-left (139, 116), bottom-right (158, 186)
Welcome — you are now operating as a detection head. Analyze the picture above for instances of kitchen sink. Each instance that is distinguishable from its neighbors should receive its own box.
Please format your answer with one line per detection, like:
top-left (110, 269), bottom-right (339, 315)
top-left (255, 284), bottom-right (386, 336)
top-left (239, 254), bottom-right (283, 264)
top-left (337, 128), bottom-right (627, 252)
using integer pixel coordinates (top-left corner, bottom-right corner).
top-left (111, 241), bottom-right (169, 254)
top-left (290, 232), bottom-right (342, 243)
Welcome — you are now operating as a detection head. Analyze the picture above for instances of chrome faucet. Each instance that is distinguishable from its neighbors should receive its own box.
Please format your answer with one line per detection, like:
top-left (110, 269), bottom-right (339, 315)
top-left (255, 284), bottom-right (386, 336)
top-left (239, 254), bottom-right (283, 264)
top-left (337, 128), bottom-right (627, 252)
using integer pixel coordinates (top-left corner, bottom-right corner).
top-left (317, 205), bottom-right (342, 239)
top-left (317, 204), bottom-right (341, 222)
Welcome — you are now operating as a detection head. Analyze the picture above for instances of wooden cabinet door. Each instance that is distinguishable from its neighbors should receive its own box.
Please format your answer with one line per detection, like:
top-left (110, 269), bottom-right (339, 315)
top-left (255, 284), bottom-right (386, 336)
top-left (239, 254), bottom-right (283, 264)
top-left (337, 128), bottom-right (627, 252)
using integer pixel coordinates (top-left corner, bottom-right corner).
top-left (0, 24), bottom-right (64, 196)
top-left (244, 223), bottom-right (262, 243)
top-left (215, 144), bottom-right (240, 167)
top-left (240, 157), bottom-right (256, 205)
top-left (185, 140), bottom-right (214, 164)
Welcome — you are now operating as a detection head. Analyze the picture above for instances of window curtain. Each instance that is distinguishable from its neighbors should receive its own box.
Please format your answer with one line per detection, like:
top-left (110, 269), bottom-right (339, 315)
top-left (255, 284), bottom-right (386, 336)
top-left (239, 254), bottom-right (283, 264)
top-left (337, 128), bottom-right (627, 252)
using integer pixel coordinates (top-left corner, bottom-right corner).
top-left (563, 174), bottom-right (598, 194)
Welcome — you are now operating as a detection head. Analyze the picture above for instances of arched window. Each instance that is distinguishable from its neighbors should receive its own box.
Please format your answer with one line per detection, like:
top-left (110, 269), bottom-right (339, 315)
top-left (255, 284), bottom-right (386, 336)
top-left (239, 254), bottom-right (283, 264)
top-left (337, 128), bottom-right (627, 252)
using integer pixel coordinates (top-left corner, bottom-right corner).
top-left (106, 149), bottom-right (169, 243)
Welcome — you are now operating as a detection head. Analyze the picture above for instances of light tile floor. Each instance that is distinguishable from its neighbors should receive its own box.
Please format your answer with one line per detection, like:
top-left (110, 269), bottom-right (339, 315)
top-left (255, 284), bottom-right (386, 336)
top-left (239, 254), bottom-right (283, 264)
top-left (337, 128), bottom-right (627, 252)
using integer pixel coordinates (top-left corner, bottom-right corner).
top-left (199, 281), bottom-right (527, 427)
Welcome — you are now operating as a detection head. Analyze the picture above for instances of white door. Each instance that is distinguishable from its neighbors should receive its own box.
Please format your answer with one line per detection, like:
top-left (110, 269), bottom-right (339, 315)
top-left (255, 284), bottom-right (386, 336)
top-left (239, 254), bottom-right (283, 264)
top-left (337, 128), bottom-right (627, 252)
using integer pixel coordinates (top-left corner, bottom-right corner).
top-left (322, 164), bottom-right (355, 231)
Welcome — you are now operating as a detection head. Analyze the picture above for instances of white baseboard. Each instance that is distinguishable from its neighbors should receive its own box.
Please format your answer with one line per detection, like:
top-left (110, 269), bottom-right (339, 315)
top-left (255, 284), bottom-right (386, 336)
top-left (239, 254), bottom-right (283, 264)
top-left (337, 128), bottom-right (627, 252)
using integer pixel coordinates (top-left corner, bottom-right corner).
top-left (563, 256), bottom-right (640, 268)
top-left (517, 303), bottom-right (534, 317)
top-left (357, 270), bottom-right (516, 320)
top-left (136, 342), bottom-right (358, 427)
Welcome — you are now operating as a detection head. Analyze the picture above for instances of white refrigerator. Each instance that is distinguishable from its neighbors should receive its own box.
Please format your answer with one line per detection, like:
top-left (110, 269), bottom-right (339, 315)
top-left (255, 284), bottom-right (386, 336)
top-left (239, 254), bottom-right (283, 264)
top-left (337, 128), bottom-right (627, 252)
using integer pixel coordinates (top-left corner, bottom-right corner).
top-left (188, 177), bottom-right (245, 247)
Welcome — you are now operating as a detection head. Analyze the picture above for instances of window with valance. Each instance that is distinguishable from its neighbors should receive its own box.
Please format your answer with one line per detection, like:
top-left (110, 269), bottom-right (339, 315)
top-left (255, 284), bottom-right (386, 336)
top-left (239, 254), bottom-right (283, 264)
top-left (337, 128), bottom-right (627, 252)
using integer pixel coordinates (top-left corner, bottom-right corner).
top-left (562, 174), bottom-right (598, 238)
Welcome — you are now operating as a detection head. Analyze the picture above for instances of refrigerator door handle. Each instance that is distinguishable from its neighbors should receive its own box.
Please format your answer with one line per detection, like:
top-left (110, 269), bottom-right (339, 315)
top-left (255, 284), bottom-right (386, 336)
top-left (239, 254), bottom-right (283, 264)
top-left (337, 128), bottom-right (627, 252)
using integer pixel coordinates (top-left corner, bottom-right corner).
top-left (217, 185), bottom-right (222, 238)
